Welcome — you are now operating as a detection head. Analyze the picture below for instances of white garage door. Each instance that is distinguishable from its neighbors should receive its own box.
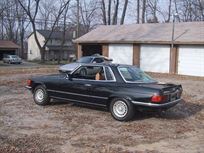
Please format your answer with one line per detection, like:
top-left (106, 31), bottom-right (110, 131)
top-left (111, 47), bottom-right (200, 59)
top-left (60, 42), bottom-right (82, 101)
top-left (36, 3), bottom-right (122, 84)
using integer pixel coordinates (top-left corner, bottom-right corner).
top-left (109, 44), bottom-right (133, 65)
top-left (140, 45), bottom-right (170, 73)
top-left (178, 46), bottom-right (204, 77)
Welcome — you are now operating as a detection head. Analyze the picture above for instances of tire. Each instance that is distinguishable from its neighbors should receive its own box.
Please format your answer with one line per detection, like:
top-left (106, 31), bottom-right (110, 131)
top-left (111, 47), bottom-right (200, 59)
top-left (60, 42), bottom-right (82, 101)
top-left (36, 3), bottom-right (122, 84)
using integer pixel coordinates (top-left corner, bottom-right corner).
top-left (110, 98), bottom-right (135, 121)
top-left (33, 85), bottom-right (50, 105)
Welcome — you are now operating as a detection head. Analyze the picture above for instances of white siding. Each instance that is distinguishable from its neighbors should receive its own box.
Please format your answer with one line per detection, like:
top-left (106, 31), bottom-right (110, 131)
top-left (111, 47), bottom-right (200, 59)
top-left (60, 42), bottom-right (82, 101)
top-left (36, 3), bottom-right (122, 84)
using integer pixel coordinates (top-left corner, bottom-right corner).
top-left (178, 45), bottom-right (204, 77)
top-left (140, 45), bottom-right (170, 73)
top-left (27, 32), bottom-right (45, 60)
top-left (109, 44), bottom-right (133, 65)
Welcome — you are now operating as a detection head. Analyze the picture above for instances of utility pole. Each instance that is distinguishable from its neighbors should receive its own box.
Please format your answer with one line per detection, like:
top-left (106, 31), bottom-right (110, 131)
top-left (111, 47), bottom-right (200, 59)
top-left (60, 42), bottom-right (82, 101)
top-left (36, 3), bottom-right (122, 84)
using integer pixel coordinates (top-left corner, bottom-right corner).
top-left (76, 0), bottom-right (79, 38)
top-left (171, 13), bottom-right (178, 48)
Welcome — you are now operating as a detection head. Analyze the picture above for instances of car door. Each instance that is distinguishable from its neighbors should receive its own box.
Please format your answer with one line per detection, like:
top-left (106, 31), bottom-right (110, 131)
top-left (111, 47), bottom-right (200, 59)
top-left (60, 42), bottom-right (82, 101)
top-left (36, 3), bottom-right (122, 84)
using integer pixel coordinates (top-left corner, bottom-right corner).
top-left (88, 66), bottom-right (117, 106)
top-left (55, 65), bottom-right (105, 106)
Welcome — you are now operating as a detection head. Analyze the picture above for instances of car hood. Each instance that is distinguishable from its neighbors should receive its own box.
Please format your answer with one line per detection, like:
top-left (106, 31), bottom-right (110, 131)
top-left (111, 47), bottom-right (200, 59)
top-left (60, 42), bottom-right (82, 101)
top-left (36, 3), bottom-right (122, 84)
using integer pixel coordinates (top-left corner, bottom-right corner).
top-left (59, 63), bottom-right (80, 72)
top-left (31, 73), bottom-right (65, 81)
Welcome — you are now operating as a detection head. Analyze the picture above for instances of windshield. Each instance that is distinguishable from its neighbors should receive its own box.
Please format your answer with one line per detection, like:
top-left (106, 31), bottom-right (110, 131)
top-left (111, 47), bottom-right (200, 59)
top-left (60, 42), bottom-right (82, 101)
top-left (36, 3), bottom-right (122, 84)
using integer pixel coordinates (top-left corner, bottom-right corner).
top-left (77, 57), bottom-right (93, 63)
top-left (118, 66), bottom-right (156, 83)
top-left (10, 55), bottom-right (18, 58)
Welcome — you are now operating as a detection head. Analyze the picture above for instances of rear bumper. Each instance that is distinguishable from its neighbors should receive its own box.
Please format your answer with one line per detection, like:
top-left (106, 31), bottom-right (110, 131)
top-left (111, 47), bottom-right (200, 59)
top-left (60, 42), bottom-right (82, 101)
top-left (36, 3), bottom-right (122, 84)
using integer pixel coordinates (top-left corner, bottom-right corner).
top-left (131, 99), bottom-right (181, 108)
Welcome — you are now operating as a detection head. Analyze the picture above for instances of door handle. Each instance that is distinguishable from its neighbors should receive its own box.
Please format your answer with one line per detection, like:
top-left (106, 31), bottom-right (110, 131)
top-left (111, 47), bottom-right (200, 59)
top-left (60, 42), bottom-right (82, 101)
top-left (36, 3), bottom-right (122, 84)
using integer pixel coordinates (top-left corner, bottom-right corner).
top-left (84, 84), bottom-right (92, 87)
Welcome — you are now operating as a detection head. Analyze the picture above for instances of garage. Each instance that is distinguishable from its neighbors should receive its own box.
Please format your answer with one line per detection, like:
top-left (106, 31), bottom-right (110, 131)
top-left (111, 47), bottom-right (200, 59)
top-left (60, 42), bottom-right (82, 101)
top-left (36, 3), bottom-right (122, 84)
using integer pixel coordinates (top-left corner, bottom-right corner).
top-left (178, 45), bottom-right (204, 77)
top-left (109, 44), bottom-right (133, 65)
top-left (75, 22), bottom-right (204, 77)
top-left (0, 40), bottom-right (19, 60)
top-left (140, 45), bottom-right (170, 73)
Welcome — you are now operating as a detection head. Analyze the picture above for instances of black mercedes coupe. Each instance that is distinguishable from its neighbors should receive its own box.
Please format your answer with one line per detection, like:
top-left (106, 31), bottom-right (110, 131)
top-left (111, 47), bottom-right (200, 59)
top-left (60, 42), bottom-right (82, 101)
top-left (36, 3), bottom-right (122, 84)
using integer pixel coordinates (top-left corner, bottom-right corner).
top-left (26, 63), bottom-right (182, 121)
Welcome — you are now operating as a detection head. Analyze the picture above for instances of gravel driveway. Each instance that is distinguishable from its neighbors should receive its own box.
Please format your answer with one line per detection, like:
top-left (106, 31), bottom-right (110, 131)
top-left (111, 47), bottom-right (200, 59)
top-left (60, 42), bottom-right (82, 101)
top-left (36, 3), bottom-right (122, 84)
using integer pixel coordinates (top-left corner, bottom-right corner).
top-left (0, 69), bottom-right (203, 153)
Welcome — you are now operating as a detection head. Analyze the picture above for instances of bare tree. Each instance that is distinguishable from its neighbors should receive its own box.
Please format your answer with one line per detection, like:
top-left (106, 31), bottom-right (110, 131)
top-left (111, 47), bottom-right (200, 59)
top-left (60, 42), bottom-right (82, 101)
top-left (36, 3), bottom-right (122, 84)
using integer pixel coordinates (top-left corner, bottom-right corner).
top-left (112, 0), bottom-right (119, 25)
top-left (141, 0), bottom-right (146, 23)
top-left (17, 0), bottom-right (71, 62)
top-left (146, 0), bottom-right (159, 23)
top-left (80, 0), bottom-right (99, 32)
top-left (120, 0), bottom-right (128, 24)
top-left (137, 0), bottom-right (140, 23)
top-left (101, 0), bottom-right (107, 25)
top-left (38, 0), bottom-right (55, 30)
top-left (59, 1), bottom-right (70, 64)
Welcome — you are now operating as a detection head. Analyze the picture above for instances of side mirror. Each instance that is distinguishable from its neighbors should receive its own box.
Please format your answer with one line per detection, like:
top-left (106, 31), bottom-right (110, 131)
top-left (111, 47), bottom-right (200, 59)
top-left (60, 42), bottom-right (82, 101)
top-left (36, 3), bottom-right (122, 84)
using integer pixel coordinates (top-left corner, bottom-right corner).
top-left (66, 73), bottom-right (73, 80)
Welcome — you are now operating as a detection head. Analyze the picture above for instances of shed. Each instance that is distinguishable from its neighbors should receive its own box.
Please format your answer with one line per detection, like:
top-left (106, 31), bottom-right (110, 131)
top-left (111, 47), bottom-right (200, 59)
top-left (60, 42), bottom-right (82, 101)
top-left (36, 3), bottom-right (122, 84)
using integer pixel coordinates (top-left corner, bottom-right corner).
top-left (74, 22), bottom-right (204, 77)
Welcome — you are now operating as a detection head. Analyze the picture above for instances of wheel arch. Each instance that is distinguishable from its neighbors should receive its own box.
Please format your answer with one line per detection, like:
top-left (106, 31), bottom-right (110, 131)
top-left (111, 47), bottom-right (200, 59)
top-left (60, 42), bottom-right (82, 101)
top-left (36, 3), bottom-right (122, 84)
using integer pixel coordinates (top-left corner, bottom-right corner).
top-left (32, 82), bottom-right (47, 93)
top-left (107, 94), bottom-right (133, 110)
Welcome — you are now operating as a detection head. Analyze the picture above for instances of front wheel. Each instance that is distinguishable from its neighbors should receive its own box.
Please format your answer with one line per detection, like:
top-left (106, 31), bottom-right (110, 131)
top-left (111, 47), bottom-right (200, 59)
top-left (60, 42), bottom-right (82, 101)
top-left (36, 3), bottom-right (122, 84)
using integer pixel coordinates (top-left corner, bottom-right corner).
top-left (110, 98), bottom-right (135, 121)
top-left (33, 85), bottom-right (50, 105)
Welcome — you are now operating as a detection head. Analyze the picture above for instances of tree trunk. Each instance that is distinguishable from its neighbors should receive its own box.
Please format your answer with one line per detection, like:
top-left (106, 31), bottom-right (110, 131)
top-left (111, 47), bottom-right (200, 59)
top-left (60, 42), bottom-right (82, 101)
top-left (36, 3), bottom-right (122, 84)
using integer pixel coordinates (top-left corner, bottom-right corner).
top-left (120, 0), bottom-right (128, 25)
top-left (108, 0), bottom-right (111, 25)
top-left (101, 0), bottom-right (107, 25)
top-left (141, 0), bottom-right (146, 23)
top-left (166, 0), bottom-right (172, 22)
top-left (40, 47), bottom-right (45, 63)
top-left (137, 0), bottom-right (140, 23)
top-left (112, 0), bottom-right (119, 25)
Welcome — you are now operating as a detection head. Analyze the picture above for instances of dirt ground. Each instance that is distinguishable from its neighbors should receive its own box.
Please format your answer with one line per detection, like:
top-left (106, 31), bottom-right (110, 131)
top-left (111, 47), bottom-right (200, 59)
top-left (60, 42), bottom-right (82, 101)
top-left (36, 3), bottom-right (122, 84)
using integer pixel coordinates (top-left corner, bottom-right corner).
top-left (0, 68), bottom-right (203, 153)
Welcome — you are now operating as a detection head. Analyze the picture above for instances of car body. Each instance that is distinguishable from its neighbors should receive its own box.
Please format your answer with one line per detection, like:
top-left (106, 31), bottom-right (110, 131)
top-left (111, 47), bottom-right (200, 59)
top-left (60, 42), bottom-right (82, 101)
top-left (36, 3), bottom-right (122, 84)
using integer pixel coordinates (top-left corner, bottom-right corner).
top-left (59, 55), bottom-right (112, 73)
top-left (26, 63), bottom-right (182, 121)
top-left (3, 55), bottom-right (22, 64)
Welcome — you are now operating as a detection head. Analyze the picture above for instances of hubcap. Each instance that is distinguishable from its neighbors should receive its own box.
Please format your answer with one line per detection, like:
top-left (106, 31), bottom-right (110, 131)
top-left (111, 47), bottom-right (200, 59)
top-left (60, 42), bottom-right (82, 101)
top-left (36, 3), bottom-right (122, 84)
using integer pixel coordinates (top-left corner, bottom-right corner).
top-left (35, 89), bottom-right (44, 102)
top-left (113, 101), bottom-right (128, 118)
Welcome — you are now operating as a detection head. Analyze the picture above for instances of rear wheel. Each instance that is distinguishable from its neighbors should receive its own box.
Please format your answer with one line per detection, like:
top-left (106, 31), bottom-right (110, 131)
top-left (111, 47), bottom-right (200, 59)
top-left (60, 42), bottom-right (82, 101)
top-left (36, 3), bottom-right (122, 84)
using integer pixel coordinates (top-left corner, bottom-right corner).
top-left (110, 98), bottom-right (135, 121)
top-left (33, 85), bottom-right (50, 105)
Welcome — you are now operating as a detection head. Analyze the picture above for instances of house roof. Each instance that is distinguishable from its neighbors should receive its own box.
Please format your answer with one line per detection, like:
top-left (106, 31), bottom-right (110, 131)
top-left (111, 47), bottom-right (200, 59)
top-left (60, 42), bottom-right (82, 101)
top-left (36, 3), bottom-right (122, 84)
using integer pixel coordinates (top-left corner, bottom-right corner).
top-left (46, 45), bottom-right (74, 51)
top-left (74, 21), bottom-right (204, 45)
top-left (37, 30), bottom-right (72, 41)
top-left (0, 40), bottom-right (20, 49)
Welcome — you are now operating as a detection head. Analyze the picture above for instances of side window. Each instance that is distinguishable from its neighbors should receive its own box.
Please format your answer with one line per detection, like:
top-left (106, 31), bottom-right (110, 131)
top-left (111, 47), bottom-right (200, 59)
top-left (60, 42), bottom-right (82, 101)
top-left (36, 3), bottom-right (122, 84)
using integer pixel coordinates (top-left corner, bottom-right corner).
top-left (72, 66), bottom-right (106, 81)
top-left (105, 67), bottom-right (115, 81)
top-left (92, 58), bottom-right (104, 63)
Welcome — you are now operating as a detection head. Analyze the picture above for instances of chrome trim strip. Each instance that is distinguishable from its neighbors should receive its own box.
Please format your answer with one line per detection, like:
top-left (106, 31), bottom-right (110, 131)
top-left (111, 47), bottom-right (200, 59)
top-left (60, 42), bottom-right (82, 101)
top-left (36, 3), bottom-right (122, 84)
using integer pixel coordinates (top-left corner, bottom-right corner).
top-left (70, 65), bottom-right (116, 82)
top-left (131, 99), bottom-right (181, 107)
top-left (50, 96), bottom-right (106, 107)
top-left (47, 89), bottom-right (108, 100)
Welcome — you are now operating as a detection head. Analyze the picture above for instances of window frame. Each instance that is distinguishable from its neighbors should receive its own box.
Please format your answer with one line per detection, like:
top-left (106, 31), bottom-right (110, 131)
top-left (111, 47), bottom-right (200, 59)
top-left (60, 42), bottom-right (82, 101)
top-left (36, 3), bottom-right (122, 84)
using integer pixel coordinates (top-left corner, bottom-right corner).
top-left (70, 65), bottom-right (116, 82)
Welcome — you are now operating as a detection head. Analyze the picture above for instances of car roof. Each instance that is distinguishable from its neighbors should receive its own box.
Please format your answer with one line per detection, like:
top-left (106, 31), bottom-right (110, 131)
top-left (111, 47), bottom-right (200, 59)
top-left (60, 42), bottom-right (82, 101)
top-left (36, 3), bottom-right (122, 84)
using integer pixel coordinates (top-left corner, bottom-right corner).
top-left (80, 55), bottom-right (112, 61)
top-left (78, 62), bottom-right (137, 68)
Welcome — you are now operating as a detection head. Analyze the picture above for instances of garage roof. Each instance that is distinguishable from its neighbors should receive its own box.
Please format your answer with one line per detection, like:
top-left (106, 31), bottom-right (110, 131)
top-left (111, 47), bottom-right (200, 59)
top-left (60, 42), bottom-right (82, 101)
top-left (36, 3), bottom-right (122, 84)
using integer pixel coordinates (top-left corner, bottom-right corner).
top-left (74, 21), bottom-right (204, 45)
top-left (0, 40), bottom-right (20, 49)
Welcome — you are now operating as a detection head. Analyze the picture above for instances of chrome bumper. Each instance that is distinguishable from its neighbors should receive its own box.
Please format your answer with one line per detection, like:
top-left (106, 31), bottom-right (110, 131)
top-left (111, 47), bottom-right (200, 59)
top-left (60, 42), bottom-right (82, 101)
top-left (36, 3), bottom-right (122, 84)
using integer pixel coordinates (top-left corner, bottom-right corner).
top-left (25, 86), bottom-right (32, 90)
top-left (131, 99), bottom-right (181, 108)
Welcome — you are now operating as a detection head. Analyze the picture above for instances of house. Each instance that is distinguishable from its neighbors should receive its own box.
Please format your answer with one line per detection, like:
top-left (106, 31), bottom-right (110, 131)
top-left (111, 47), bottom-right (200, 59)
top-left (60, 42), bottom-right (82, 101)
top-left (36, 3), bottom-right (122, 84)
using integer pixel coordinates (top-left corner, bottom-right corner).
top-left (74, 21), bottom-right (204, 77)
top-left (0, 40), bottom-right (20, 60)
top-left (28, 30), bottom-right (75, 61)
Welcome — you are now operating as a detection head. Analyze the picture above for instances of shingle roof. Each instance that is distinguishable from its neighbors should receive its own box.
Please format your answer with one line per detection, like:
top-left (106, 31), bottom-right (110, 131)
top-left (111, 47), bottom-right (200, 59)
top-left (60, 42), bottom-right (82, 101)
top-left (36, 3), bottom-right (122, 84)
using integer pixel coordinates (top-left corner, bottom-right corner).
top-left (74, 21), bottom-right (204, 45)
top-left (37, 30), bottom-right (72, 40)
top-left (0, 40), bottom-right (20, 49)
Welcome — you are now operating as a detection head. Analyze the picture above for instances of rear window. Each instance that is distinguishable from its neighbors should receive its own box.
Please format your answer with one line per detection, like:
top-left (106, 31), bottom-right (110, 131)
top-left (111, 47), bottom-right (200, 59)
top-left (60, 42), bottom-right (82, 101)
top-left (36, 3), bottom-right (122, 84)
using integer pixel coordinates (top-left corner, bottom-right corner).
top-left (118, 66), bottom-right (156, 83)
top-left (77, 57), bottom-right (93, 63)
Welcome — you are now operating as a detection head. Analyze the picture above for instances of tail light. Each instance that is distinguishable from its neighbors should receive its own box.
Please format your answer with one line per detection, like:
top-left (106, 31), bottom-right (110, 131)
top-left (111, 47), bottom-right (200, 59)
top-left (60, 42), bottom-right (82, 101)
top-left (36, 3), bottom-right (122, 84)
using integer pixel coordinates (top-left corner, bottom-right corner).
top-left (27, 79), bottom-right (32, 86)
top-left (151, 95), bottom-right (163, 103)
